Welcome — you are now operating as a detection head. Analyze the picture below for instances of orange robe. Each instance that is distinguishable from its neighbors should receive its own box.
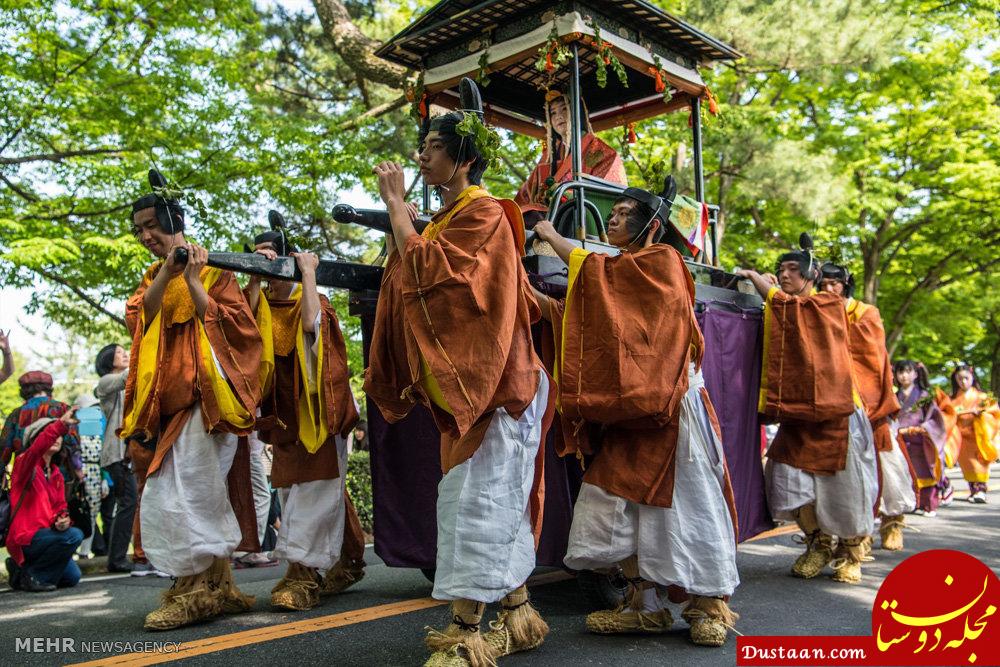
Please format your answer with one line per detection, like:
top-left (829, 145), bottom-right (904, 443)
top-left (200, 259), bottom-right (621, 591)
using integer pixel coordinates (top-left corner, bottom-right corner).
top-left (945, 389), bottom-right (999, 483)
top-left (844, 298), bottom-right (916, 512)
top-left (122, 264), bottom-right (262, 469)
top-left (364, 188), bottom-right (552, 534)
top-left (550, 246), bottom-right (736, 521)
top-left (515, 133), bottom-right (626, 215)
top-left (121, 263), bottom-right (263, 551)
top-left (760, 289), bottom-right (856, 475)
top-left (936, 389), bottom-right (958, 462)
top-left (255, 294), bottom-right (359, 488)
top-left (845, 299), bottom-right (900, 451)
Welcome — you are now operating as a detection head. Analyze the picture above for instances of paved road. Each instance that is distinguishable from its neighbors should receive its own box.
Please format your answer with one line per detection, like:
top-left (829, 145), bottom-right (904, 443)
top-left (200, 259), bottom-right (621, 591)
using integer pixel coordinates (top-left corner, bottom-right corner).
top-left (1, 469), bottom-right (997, 666)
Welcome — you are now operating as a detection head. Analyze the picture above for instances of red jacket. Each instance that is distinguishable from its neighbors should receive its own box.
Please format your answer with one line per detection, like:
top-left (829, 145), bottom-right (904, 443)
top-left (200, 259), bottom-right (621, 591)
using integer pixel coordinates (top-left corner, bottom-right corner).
top-left (7, 420), bottom-right (69, 565)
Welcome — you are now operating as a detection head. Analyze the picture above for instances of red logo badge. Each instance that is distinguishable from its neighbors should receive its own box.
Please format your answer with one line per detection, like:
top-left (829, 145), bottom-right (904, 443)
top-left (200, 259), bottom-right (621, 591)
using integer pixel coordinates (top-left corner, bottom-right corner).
top-left (872, 549), bottom-right (1000, 665)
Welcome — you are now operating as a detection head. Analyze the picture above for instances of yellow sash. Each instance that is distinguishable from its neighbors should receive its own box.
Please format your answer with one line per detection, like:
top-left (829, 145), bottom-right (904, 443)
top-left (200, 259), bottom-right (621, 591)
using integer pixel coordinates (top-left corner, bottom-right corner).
top-left (421, 185), bottom-right (491, 241)
top-left (554, 247), bottom-right (592, 410)
top-left (294, 301), bottom-right (329, 453)
top-left (254, 295), bottom-right (276, 397)
top-left (120, 268), bottom-right (253, 438)
top-left (257, 289), bottom-right (329, 453)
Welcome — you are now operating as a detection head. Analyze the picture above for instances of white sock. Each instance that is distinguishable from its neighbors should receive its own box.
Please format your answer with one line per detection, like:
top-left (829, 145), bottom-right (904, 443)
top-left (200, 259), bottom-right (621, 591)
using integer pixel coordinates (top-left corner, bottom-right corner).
top-left (642, 587), bottom-right (663, 612)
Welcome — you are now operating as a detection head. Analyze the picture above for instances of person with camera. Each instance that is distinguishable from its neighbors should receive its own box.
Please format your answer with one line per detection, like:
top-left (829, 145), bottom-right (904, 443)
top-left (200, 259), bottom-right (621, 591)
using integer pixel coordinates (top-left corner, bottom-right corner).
top-left (4, 409), bottom-right (83, 592)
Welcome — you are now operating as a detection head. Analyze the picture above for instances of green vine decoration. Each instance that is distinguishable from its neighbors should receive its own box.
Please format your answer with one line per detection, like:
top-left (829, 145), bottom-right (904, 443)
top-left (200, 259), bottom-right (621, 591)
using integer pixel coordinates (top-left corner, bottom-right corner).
top-left (650, 53), bottom-right (673, 104)
top-left (151, 180), bottom-right (209, 220)
top-left (587, 20), bottom-right (628, 89)
top-left (534, 20), bottom-right (570, 81)
top-left (455, 112), bottom-right (504, 173)
top-left (477, 48), bottom-right (491, 87)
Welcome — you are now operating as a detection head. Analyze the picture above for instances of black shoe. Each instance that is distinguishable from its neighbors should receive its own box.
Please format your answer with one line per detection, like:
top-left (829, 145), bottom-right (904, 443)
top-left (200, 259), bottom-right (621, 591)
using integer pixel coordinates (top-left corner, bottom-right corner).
top-left (20, 574), bottom-right (56, 593)
top-left (108, 562), bottom-right (133, 574)
top-left (5, 557), bottom-right (22, 591)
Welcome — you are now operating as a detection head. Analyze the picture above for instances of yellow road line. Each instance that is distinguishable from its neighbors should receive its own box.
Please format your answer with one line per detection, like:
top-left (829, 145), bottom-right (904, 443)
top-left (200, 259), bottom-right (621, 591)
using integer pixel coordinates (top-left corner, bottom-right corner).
top-left (744, 523), bottom-right (798, 543)
top-left (71, 598), bottom-right (446, 667)
top-left (70, 571), bottom-right (574, 666)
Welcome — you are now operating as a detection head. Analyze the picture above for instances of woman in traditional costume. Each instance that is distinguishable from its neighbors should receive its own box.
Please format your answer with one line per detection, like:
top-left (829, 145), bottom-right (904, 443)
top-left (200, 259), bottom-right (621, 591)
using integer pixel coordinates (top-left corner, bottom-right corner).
top-left (514, 90), bottom-right (626, 225)
top-left (945, 365), bottom-right (999, 503)
top-left (893, 360), bottom-right (948, 515)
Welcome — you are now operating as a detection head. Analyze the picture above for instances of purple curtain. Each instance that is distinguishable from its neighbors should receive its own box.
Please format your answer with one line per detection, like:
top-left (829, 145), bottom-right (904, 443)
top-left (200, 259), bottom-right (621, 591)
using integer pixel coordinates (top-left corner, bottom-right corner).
top-left (696, 304), bottom-right (773, 541)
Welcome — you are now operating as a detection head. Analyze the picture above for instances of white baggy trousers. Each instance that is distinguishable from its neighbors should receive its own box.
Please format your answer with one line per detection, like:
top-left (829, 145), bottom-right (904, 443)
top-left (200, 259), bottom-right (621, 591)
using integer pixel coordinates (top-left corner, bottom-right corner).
top-left (272, 309), bottom-right (350, 571)
top-left (141, 405), bottom-right (241, 577)
top-left (563, 365), bottom-right (740, 598)
top-left (765, 407), bottom-right (879, 538)
top-left (432, 372), bottom-right (549, 603)
top-left (273, 435), bottom-right (349, 570)
top-left (878, 420), bottom-right (916, 516)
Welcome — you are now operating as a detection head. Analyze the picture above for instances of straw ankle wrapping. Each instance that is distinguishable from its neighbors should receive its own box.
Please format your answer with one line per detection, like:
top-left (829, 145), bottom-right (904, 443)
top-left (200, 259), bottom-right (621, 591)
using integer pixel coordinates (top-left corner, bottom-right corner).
top-left (144, 568), bottom-right (223, 630)
top-left (210, 556), bottom-right (255, 612)
top-left (425, 600), bottom-right (495, 667)
top-left (274, 561), bottom-right (320, 593)
top-left (830, 537), bottom-right (866, 569)
top-left (794, 505), bottom-right (820, 535)
top-left (493, 586), bottom-right (549, 651)
top-left (617, 555), bottom-right (654, 611)
top-left (682, 596), bottom-right (742, 636)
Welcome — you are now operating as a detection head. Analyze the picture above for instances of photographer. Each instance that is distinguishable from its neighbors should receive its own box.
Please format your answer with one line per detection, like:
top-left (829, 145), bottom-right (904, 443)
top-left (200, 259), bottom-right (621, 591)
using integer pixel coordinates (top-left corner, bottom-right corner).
top-left (4, 409), bottom-right (84, 592)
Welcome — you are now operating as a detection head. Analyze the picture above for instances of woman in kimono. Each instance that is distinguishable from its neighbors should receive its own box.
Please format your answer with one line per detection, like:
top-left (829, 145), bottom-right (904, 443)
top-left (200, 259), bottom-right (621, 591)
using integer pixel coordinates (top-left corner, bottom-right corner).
top-left (893, 360), bottom-right (947, 515)
top-left (946, 365), bottom-right (999, 503)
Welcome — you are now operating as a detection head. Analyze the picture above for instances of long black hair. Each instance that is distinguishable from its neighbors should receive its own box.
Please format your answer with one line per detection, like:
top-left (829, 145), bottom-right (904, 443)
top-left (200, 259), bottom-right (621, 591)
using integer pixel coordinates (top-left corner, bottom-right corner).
top-left (544, 91), bottom-right (593, 161)
top-left (950, 363), bottom-right (982, 398)
top-left (893, 359), bottom-right (930, 393)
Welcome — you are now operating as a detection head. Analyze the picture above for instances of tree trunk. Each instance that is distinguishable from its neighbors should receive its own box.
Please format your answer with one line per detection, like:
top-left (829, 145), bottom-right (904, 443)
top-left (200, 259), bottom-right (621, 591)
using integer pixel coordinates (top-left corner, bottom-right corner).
top-left (312, 0), bottom-right (410, 89)
top-left (860, 234), bottom-right (880, 305)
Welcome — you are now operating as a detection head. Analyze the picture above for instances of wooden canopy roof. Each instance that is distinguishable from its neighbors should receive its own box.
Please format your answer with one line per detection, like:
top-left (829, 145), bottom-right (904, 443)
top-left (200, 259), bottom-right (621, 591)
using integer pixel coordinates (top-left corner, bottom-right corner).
top-left (375, 0), bottom-right (740, 137)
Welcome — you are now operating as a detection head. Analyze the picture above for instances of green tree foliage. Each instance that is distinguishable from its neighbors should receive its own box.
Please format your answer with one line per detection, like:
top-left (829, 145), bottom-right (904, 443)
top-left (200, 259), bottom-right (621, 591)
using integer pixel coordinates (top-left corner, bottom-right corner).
top-left (627, 0), bottom-right (1000, 383)
top-left (0, 349), bottom-right (30, 419)
top-left (346, 449), bottom-right (373, 534)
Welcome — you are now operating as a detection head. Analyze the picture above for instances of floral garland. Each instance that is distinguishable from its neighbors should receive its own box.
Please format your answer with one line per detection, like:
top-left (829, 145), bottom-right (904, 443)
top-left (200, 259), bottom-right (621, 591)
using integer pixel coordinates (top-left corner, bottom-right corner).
top-left (406, 72), bottom-right (427, 120)
top-left (704, 86), bottom-right (720, 116)
top-left (586, 19), bottom-right (627, 88)
top-left (534, 20), bottom-right (571, 80)
top-left (648, 53), bottom-right (673, 104)
top-left (619, 121), bottom-right (637, 159)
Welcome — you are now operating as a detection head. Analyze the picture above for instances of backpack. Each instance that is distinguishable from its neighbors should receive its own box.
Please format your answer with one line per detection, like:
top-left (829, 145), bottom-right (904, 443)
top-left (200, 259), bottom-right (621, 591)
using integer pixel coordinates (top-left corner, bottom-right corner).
top-left (0, 467), bottom-right (37, 548)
